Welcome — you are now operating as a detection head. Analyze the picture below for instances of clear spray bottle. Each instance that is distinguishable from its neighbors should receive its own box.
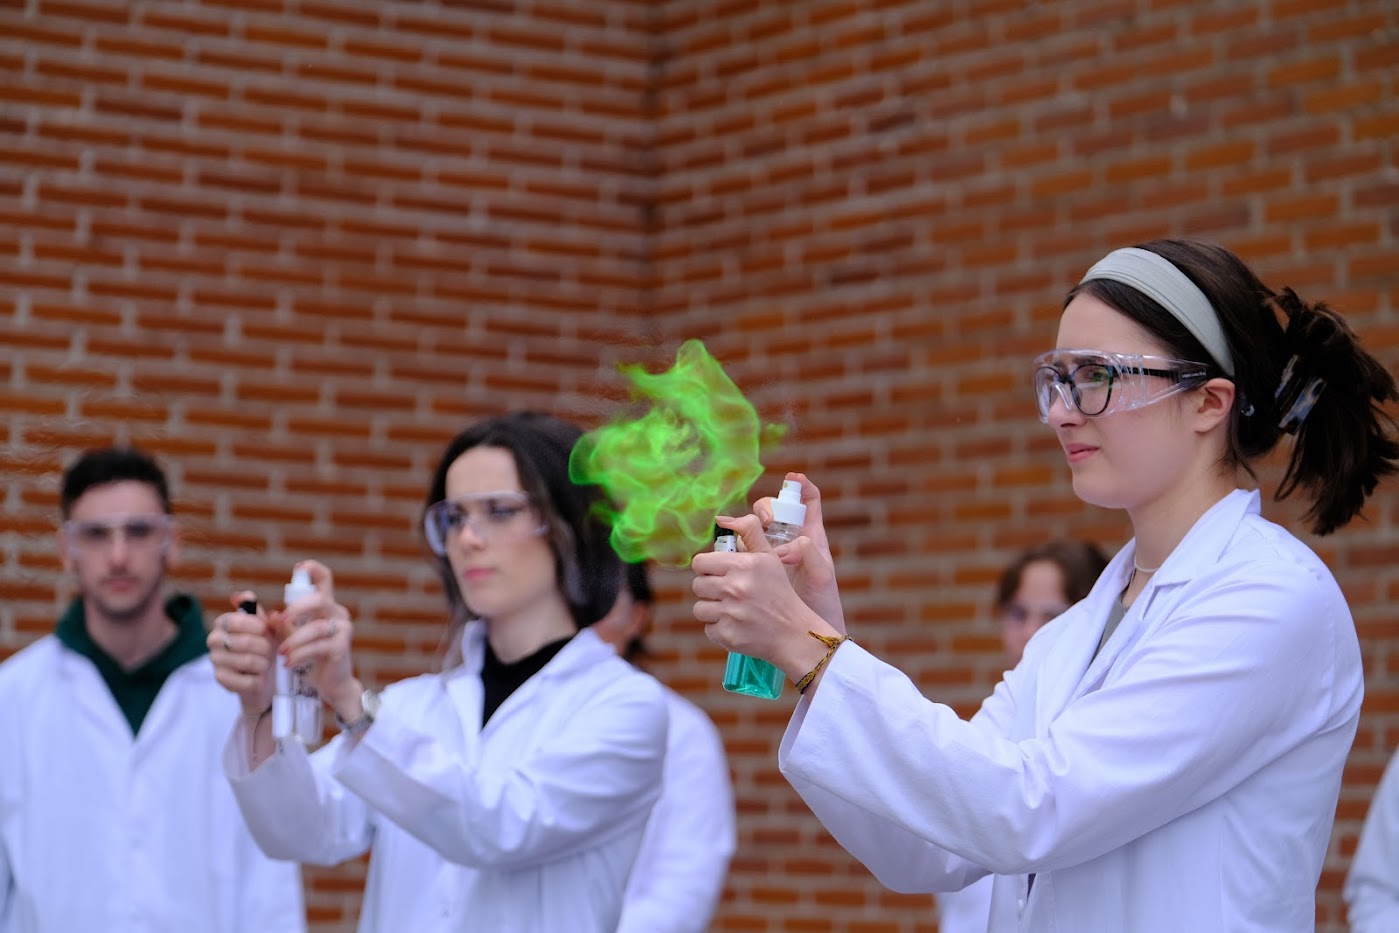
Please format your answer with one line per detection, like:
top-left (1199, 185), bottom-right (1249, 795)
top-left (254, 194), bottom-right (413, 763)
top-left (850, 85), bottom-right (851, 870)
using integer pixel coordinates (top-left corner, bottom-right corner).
top-left (721, 480), bottom-right (807, 700)
top-left (272, 566), bottom-right (322, 745)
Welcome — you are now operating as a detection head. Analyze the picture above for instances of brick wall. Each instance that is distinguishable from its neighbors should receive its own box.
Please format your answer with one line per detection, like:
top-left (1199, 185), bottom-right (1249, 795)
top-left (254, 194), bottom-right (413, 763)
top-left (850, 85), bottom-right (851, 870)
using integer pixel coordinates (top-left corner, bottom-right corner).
top-left (3, 1), bottom-right (1396, 931)
top-left (649, 2), bottom-right (1397, 929)
top-left (1, 1), bottom-right (653, 928)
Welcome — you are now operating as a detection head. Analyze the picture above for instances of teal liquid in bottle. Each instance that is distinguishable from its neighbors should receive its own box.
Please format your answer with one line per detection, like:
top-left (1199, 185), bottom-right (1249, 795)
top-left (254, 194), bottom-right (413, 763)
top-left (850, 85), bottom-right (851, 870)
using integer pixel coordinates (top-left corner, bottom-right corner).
top-left (720, 480), bottom-right (807, 700)
top-left (723, 651), bottom-right (786, 699)
top-left (716, 530), bottom-right (785, 699)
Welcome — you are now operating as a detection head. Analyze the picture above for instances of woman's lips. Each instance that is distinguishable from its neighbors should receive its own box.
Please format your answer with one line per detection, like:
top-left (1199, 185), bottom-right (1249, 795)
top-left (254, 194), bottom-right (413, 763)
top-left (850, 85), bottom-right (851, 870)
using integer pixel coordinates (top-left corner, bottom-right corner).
top-left (1065, 443), bottom-right (1098, 464)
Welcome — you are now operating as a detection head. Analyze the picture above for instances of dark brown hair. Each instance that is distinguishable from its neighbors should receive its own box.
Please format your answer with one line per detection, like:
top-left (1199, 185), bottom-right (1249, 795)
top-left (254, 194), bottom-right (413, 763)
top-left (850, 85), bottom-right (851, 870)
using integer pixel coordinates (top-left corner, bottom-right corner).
top-left (996, 540), bottom-right (1109, 609)
top-left (61, 447), bottom-right (171, 517)
top-left (1067, 238), bottom-right (1398, 535)
top-left (423, 411), bottom-right (623, 636)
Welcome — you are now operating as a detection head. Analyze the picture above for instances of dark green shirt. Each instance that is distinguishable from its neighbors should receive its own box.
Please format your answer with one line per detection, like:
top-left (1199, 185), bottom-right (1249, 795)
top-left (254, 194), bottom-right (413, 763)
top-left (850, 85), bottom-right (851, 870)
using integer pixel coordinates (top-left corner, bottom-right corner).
top-left (55, 592), bottom-right (208, 736)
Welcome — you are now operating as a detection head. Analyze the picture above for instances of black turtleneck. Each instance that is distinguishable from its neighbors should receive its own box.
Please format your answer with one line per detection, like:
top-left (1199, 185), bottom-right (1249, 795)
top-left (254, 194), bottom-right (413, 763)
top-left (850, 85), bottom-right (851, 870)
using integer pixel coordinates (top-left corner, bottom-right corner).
top-left (480, 635), bottom-right (573, 727)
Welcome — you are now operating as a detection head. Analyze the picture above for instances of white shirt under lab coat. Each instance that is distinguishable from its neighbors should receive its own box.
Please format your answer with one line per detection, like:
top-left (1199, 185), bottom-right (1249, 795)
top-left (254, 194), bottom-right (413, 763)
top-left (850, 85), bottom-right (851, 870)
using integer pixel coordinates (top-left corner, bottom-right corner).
top-left (618, 686), bottom-right (736, 933)
top-left (0, 636), bottom-right (305, 933)
top-left (227, 623), bottom-right (668, 933)
top-left (1344, 745), bottom-right (1399, 932)
top-left (779, 489), bottom-right (1362, 932)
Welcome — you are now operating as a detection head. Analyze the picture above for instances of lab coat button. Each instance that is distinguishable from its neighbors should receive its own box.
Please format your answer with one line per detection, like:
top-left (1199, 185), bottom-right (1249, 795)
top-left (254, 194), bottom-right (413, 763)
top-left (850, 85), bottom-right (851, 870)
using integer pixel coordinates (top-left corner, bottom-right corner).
top-left (1017, 897), bottom-right (1025, 913)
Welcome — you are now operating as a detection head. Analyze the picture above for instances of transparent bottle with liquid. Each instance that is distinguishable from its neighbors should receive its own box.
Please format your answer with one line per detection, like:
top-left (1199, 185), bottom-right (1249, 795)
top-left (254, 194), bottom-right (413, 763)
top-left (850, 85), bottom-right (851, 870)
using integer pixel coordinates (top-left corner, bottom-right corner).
top-left (272, 567), bottom-right (323, 745)
top-left (722, 480), bottom-right (807, 700)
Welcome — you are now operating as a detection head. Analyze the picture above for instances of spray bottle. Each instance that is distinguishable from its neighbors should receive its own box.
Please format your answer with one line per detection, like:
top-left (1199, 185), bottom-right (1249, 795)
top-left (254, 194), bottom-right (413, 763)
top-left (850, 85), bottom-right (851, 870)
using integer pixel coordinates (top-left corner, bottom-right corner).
top-left (721, 480), bottom-right (807, 699)
top-left (272, 566), bottom-right (322, 745)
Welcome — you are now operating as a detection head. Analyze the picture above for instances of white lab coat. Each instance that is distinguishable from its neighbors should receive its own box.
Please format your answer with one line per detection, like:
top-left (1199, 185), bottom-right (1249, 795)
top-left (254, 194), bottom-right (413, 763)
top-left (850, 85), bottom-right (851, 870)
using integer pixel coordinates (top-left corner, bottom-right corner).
top-left (937, 874), bottom-right (994, 933)
top-left (618, 687), bottom-right (736, 933)
top-left (1344, 745), bottom-right (1399, 931)
top-left (227, 623), bottom-right (668, 933)
top-left (0, 636), bottom-right (305, 933)
top-left (779, 489), bottom-right (1362, 932)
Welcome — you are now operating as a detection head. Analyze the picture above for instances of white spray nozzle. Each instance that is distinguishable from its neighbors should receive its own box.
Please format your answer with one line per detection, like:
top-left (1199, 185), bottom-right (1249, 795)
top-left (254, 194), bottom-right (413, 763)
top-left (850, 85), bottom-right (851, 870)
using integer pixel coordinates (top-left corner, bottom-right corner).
top-left (284, 566), bottom-right (315, 605)
top-left (770, 479), bottom-right (806, 527)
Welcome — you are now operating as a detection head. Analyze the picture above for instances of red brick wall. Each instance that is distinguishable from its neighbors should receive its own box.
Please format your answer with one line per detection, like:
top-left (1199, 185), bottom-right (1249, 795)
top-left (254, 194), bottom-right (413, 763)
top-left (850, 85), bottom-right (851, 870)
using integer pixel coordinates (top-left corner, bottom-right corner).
top-left (3, 1), bottom-right (1396, 931)
top-left (1, 1), bottom-right (653, 928)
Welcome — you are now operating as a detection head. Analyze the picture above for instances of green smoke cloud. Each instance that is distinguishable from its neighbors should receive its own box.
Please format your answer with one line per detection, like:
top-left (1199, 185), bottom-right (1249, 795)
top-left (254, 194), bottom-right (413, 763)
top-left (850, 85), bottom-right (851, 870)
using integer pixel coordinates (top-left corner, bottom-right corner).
top-left (570, 340), bottom-right (785, 568)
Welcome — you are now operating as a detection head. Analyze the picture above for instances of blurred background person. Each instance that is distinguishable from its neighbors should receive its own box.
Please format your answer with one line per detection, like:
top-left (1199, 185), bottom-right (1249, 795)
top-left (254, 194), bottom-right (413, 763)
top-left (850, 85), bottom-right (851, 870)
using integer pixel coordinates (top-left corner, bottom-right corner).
top-left (210, 412), bottom-right (668, 933)
top-left (594, 560), bottom-right (737, 933)
top-left (1344, 744), bottom-right (1399, 932)
top-left (937, 539), bottom-right (1108, 933)
top-left (0, 447), bottom-right (304, 932)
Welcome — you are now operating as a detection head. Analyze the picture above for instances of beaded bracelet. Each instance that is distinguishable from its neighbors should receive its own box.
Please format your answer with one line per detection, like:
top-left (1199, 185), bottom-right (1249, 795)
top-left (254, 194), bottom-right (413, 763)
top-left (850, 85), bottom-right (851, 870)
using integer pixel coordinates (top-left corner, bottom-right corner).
top-left (795, 631), bottom-right (848, 693)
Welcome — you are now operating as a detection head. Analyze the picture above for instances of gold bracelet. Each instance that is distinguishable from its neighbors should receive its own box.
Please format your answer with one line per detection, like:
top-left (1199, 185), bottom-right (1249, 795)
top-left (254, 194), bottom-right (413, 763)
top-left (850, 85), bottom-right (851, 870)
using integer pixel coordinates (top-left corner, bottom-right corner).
top-left (795, 631), bottom-right (847, 693)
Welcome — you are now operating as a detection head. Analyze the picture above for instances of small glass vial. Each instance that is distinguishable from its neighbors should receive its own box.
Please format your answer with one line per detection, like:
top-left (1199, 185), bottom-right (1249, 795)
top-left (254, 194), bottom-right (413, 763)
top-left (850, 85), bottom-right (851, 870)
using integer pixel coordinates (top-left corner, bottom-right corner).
top-left (272, 566), bottom-right (323, 745)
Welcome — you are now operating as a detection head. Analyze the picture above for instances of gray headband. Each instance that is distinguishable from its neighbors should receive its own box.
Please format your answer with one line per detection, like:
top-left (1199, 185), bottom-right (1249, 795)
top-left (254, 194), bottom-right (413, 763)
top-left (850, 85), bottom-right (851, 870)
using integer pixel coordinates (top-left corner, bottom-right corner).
top-left (1080, 247), bottom-right (1235, 377)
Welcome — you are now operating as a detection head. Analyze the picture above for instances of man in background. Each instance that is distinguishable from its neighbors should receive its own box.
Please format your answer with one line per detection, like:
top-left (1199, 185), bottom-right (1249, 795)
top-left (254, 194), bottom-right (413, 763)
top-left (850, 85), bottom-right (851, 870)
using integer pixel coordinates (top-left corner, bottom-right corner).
top-left (0, 447), bottom-right (304, 932)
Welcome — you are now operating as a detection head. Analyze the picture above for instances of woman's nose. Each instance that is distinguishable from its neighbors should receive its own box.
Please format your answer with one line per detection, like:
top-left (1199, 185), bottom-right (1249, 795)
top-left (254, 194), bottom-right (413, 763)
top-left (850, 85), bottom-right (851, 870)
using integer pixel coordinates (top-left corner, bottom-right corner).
top-left (455, 515), bottom-right (488, 548)
top-left (1045, 384), bottom-right (1083, 428)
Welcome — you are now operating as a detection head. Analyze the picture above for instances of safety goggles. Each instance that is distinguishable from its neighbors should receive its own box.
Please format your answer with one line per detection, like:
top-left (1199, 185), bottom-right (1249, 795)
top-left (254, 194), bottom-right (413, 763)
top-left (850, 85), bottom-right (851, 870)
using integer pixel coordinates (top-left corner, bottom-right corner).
top-left (62, 514), bottom-right (172, 556)
top-left (423, 491), bottom-right (547, 556)
top-left (1032, 349), bottom-right (1214, 423)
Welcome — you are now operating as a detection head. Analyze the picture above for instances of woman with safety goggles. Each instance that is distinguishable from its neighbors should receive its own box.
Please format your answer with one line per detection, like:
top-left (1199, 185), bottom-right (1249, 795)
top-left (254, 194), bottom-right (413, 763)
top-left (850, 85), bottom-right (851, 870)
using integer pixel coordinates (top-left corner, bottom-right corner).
top-left (692, 238), bottom-right (1397, 932)
top-left (212, 411), bottom-right (668, 933)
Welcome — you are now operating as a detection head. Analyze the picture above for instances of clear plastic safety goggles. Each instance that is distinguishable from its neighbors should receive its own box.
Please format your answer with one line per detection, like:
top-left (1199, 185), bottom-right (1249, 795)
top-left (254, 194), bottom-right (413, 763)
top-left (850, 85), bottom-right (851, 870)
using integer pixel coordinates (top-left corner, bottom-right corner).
top-left (1032, 349), bottom-right (1215, 423)
top-left (423, 491), bottom-right (547, 556)
top-left (62, 514), bottom-right (172, 556)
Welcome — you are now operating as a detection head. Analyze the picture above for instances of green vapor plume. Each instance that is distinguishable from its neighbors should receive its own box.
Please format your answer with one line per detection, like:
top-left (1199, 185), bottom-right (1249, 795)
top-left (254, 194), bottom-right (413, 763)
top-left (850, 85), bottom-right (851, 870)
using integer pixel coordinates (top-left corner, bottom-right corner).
top-left (570, 340), bottom-right (786, 568)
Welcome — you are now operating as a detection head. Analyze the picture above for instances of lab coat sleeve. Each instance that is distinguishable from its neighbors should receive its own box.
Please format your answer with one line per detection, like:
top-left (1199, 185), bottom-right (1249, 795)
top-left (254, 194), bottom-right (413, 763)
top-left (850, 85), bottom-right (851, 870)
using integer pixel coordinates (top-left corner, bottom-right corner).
top-left (778, 652), bottom-right (1011, 893)
top-left (617, 698), bottom-right (736, 933)
top-left (1345, 747), bottom-right (1399, 932)
top-left (224, 719), bottom-right (375, 867)
top-left (332, 672), bottom-right (667, 870)
top-left (781, 564), bottom-right (1353, 880)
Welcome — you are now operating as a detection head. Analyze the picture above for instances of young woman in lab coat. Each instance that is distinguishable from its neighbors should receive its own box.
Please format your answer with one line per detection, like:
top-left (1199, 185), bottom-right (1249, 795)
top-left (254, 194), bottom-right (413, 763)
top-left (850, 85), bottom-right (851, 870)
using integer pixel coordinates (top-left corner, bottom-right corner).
top-left (210, 412), bottom-right (669, 933)
top-left (693, 239), bottom-right (1398, 932)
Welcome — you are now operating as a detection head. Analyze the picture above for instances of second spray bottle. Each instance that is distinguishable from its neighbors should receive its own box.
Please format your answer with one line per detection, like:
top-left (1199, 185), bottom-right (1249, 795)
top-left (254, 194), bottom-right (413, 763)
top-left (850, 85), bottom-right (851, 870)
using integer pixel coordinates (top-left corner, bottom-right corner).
top-left (273, 566), bottom-right (323, 745)
top-left (720, 479), bottom-right (806, 700)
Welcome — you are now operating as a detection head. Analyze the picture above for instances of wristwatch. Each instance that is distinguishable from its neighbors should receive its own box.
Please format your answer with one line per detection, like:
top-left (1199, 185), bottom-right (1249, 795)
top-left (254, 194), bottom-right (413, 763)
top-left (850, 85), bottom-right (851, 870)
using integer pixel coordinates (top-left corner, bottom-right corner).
top-left (335, 688), bottom-right (381, 738)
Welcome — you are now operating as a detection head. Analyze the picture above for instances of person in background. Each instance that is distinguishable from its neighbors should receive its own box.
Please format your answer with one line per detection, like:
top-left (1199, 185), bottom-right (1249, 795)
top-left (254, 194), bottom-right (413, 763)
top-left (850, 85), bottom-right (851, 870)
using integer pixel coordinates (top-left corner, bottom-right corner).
top-left (993, 541), bottom-right (1110, 670)
top-left (211, 411), bottom-right (669, 933)
top-left (937, 539), bottom-right (1108, 933)
top-left (694, 238), bottom-right (1397, 931)
top-left (594, 560), bottom-right (737, 933)
top-left (0, 447), bottom-right (304, 932)
top-left (1344, 744), bottom-right (1399, 932)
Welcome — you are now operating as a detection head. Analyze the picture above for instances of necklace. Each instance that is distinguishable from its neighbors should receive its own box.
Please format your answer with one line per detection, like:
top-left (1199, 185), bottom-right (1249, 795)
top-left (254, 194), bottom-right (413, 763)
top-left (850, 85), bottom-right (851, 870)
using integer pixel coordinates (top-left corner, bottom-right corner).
top-left (1126, 558), bottom-right (1163, 595)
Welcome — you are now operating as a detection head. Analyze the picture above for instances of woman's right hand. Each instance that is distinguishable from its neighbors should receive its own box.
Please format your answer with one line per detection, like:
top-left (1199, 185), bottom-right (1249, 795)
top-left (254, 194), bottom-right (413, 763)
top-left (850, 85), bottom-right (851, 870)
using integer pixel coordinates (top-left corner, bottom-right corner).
top-left (753, 472), bottom-right (846, 635)
top-left (208, 591), bottom-right (278, 718)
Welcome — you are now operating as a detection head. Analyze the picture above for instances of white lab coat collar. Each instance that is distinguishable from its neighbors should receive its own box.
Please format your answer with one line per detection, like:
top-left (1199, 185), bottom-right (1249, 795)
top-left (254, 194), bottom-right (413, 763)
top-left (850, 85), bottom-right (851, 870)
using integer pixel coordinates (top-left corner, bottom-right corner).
top-left (1038, 488), bottom-right (1260, 730)
top-left (450, 620), bottom-right (614, 682)
top-left (445, 621), bottom-right (616, 739)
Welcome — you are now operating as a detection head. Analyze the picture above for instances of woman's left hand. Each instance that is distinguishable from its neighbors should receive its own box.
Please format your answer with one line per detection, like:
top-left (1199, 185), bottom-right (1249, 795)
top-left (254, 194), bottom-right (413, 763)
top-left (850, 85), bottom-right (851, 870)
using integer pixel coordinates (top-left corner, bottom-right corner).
top-left (692, 514), bottom-right (839, 683)
top-left (276, 560), bottom-right (359, 713)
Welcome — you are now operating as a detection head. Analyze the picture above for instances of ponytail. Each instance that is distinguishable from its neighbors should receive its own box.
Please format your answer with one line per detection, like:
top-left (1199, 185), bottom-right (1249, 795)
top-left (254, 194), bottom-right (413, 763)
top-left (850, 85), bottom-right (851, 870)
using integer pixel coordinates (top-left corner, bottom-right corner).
top-left (1095, 239), bottom-right (1399, 536)
top-left (1268, 288), bottom-right (1399, 535)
